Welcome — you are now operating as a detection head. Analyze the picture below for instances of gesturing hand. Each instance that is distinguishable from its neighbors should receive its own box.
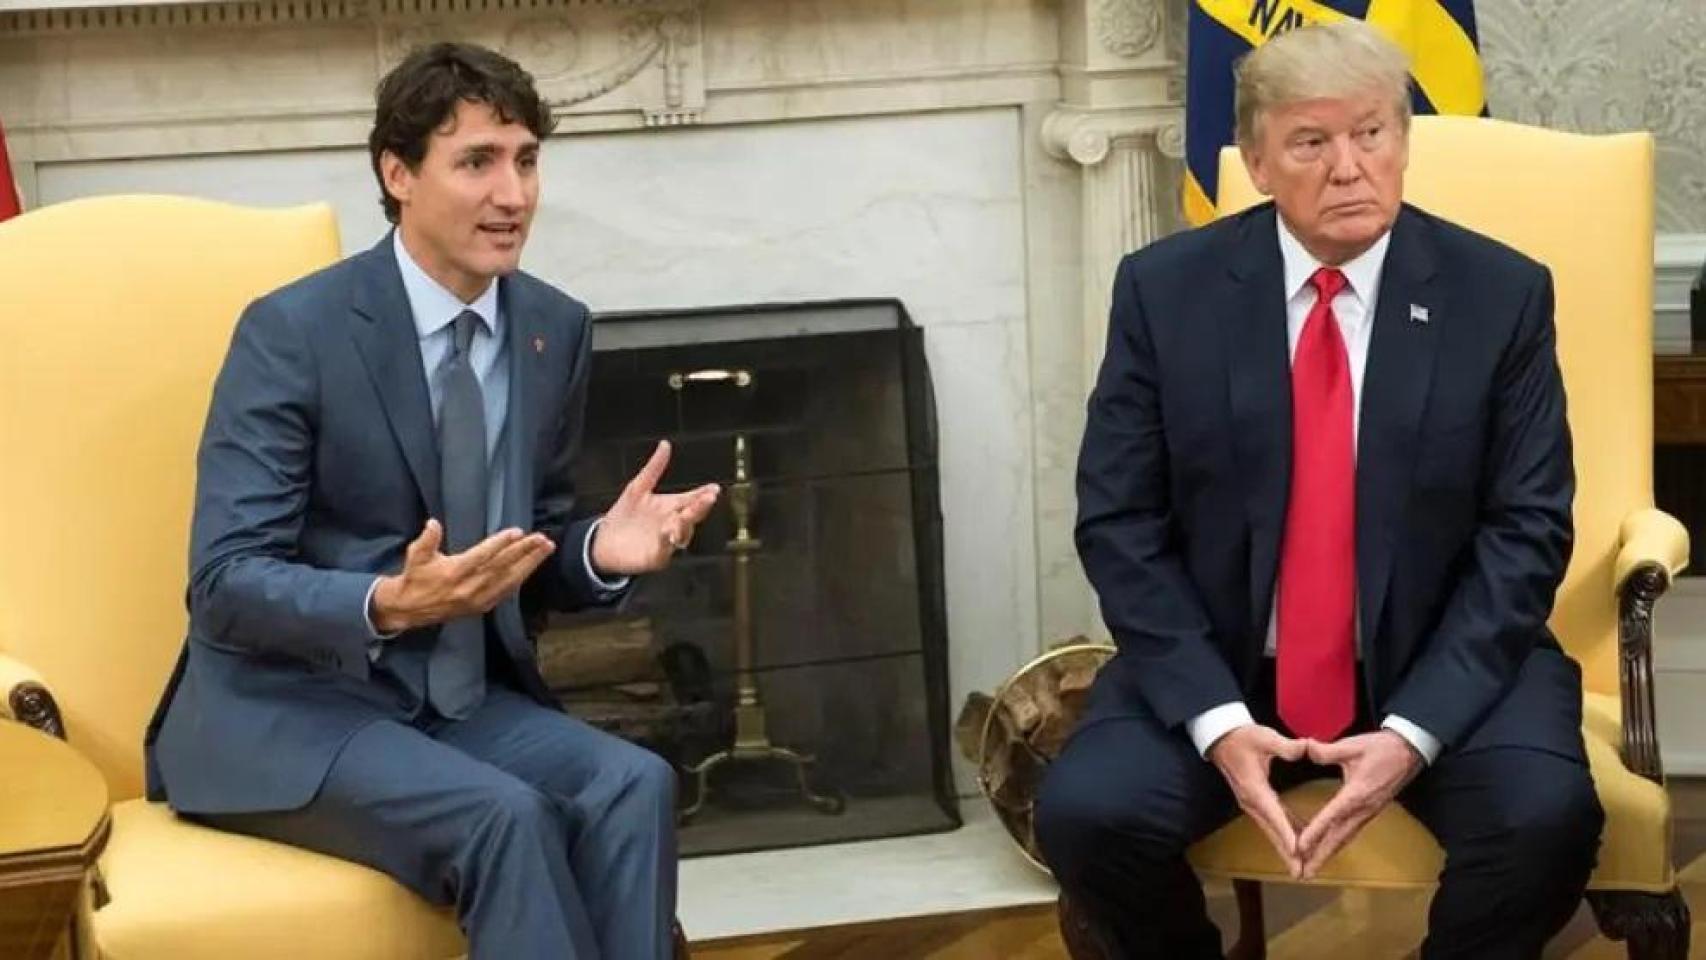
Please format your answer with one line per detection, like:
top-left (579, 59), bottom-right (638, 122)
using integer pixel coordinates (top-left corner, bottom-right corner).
top-left (1209, 725), bottom-right (1309, 877)
top-left (1295, 731), bottom-right (1422, 879)
top-left (370, 520), bottom-right (557, 634)
top-left (590, 440), bottom-right (721, 577)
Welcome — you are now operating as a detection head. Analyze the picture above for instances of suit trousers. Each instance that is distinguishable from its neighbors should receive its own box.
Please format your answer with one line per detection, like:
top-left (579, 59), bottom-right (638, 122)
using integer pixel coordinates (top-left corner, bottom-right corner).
top-left (1034, 655), bottom-right (1603, 960)
top-left (196, 684), bottom-right (677, 960)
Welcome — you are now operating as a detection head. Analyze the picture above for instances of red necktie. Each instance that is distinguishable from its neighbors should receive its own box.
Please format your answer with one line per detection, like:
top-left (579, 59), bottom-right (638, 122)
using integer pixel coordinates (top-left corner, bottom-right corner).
top-left (1277, 267), bottom-right (1356, 741)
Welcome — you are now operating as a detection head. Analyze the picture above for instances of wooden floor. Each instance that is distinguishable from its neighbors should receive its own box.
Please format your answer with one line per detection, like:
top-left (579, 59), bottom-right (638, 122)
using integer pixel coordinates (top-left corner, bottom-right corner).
top-left (694, 781), bottom-right (1706, 959)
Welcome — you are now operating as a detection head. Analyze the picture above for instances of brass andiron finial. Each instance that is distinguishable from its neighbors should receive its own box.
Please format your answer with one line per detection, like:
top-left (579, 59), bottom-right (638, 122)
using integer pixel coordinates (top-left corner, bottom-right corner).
top-left (680, 429), bottom-right (844, 821)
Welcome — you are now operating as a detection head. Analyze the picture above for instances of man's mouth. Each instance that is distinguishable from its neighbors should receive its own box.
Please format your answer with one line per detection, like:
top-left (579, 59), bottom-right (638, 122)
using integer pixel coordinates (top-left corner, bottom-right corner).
top-left (1324, 200), bottom-right (1372, 216)
top-left (479, 223), bottom-right (521, 237)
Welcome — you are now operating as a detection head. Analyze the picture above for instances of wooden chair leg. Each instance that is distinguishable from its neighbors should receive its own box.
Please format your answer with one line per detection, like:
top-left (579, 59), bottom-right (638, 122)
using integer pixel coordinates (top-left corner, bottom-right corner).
top-left (1586, 888), bottom-right (1690, 960)
top-left (1226, 879), bottom-right (1268, 960)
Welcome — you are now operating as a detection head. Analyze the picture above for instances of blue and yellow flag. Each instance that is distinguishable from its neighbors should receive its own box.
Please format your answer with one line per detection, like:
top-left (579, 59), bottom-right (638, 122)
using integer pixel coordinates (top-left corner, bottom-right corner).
top-left (1184, 0), bottom-right (1485, 225)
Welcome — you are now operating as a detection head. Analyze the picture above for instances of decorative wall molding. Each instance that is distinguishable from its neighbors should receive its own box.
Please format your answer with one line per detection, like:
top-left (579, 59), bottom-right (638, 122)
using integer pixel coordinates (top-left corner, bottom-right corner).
top-left (1041, 104), bottom-right (1181, 398)
top-left (1040, 105), bottom-right (1175, 166)
top-left (1656, 234), bottom-right (1706, 347)
top-left (0, 0), bottom-right (707, 158)
top-left (1093, 0), bottom-right (1161, 60)
top-left (377, 6), bottom-right (703, 124)
top-left (0, 0), bottom-right (682, 34)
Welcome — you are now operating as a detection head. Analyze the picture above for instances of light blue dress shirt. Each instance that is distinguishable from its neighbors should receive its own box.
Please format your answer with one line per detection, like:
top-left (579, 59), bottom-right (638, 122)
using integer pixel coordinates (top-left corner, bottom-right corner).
top-left (365, 233), bottom-right (623, 641)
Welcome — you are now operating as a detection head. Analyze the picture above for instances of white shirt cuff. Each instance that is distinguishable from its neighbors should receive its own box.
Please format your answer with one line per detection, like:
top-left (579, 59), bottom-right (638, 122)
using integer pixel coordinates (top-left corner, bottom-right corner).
top-left (363, 576), bottom-right (400, 661)
top-left (1187, 702), bottom-right (1256, 756)
top-left (584, 518), bottom-right (631, 593)
top-left (1381, 714), bottom-right (1442, 765)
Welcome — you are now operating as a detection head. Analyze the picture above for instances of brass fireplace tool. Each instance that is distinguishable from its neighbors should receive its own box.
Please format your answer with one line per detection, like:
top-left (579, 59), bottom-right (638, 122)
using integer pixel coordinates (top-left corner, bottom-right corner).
top-left (673, 368), bottom-right (844, 821)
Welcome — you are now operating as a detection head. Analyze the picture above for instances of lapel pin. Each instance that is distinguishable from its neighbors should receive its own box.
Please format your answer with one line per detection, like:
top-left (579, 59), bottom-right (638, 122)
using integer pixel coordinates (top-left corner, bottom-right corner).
top-left (532, 336), bottom-right (546, 354)
top-left (1409, 303), bottom-right (1430, 324)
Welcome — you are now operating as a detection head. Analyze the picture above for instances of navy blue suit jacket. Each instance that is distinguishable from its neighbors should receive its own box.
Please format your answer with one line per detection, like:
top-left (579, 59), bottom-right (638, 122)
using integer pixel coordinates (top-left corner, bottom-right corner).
top-left (145, 236), bottom-right (617, 814)
top-left (1077, 203), bottom-right (1580, 758)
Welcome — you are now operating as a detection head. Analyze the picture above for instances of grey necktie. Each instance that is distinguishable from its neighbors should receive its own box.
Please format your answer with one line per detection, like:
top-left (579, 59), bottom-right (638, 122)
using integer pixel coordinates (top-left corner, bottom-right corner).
top-left (428, 311), bottom-right (488, 719)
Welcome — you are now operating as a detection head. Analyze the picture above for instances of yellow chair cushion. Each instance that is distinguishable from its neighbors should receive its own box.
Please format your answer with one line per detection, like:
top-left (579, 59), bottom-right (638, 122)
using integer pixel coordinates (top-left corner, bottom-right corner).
top-left (93, 800), bottom-right (465, 960)
top-left (1188, 694), bottom-right (1673, 893)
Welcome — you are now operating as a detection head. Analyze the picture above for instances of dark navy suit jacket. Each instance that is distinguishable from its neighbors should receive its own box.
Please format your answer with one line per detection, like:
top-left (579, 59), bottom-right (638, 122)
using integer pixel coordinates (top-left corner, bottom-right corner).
top-left (1077, 202), bottom-right (1582, 759)
top-left (146, 236), bottom-right (617, 814)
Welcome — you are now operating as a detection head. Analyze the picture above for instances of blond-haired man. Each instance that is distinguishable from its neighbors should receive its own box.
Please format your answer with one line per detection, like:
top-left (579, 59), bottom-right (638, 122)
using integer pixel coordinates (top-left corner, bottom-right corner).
top-left (1036, 20), bottom-right (1601, 958)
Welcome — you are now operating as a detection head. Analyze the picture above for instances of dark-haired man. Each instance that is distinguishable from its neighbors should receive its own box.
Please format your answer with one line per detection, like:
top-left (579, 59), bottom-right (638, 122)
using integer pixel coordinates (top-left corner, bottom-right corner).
top-left (144, 42), bottom-right (716, 959)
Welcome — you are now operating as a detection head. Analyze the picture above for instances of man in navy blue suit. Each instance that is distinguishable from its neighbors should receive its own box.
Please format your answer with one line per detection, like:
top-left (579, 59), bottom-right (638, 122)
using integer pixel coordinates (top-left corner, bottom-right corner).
top-left (1035, 20), bottom-right (1602, 959)
top-left (144, 42), bottom-right (718, 959)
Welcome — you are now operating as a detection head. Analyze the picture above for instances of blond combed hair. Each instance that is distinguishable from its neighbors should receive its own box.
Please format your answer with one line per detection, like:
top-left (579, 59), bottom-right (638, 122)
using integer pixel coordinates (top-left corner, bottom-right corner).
top-left (1233, 19), bottom-right (1412, 146)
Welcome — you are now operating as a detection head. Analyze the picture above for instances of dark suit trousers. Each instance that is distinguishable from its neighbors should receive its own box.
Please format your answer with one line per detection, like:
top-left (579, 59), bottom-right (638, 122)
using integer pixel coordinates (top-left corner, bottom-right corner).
top-left (1034, 654), bottom-right (1603, 960)
top-left (196, 685), bottom-right (677, 960)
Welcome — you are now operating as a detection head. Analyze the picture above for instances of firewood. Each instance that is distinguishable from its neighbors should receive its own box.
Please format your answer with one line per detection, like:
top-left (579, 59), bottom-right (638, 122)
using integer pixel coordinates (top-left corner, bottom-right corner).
top-left (955, 692), bottom-right (994, 764)
top-left (536, 617), bottom-right (660, 689)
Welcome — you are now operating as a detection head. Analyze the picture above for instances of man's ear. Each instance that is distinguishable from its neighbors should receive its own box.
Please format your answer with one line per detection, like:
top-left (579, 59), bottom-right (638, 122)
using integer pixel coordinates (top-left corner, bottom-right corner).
top-left (1241, 143), bottom-right (1274, 198)
top-left (380, 150), bottom-right (414, 210)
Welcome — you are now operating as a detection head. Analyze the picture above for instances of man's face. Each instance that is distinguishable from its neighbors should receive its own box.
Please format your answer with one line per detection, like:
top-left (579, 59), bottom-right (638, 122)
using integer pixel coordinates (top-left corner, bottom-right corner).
top-left (1241, 91), bottom-right (1407, 264)
top-left (382, 98), bottom-right (539, 301)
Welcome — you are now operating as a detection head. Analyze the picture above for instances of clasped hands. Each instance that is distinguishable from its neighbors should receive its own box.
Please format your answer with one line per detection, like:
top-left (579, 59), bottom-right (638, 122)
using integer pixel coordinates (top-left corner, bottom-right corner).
top-left (372, 441), bottom-right (718, 634)
top-left (1207, 724), bottom-right (1422, 880)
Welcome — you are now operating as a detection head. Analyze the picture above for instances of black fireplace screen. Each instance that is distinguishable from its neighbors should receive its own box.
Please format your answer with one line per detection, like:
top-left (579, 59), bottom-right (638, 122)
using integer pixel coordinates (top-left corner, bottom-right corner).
top-left (540, 299), bottom-right (959, 857)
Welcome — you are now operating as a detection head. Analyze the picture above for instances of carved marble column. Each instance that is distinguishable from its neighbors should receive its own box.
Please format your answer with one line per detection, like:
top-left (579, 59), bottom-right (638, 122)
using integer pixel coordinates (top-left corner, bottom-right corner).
top-left (1041, 0), bottom-right (1183, 643)
top-left (1042, 107), bottom-right (1183, 391)
top-left (1047, 0), bottom-right (1182, 390)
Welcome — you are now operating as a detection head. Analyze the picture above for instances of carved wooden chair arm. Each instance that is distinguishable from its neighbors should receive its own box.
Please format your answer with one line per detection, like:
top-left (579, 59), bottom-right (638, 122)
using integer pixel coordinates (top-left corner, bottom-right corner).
top-left (1613, 508), bottom-right (1690, 785)
top-left (0, 651), bottom-right (66, 739)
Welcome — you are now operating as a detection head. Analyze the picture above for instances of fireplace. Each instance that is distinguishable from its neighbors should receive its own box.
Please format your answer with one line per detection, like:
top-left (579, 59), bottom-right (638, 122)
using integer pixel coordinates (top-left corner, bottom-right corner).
top-left (538, 299), bottom-right (960, 856)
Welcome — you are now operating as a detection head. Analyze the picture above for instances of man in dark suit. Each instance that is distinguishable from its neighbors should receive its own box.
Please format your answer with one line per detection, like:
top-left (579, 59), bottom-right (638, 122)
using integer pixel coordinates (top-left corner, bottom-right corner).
top-left (1034, 20), bottom-right (1601, 960)
top-left (143, 43), bottom-right (718, 959)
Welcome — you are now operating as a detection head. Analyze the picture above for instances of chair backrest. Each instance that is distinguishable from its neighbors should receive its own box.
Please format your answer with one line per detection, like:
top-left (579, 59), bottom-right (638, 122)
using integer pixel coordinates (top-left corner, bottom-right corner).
top-left (0, 195), bottom-right (341, 800)
top-left (1217, 115), bottom-right (1655, 698)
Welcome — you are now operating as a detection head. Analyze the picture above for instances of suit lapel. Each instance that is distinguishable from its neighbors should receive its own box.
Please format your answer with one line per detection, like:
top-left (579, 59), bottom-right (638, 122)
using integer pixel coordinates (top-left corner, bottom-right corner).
top-left (493, 273), bottom-right (546, 669)
top-left (1355, 206), bottom-right (1442, 649)
top-left (1221, 205), bottom-right (1293, 647)
top-left (500, 273), bottom-right (542, 532)
top-left (348, 234), bottom-right (442, 518)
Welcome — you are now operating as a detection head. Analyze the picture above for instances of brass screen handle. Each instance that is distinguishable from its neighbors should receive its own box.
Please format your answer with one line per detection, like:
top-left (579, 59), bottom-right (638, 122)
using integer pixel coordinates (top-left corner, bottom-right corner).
top-left (667, 368), bottom-right (753, 391)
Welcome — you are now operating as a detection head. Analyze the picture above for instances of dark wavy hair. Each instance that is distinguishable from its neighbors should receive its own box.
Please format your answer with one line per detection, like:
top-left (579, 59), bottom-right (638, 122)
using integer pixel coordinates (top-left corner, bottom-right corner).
top-left (368, 42), bottom-right (558, 224)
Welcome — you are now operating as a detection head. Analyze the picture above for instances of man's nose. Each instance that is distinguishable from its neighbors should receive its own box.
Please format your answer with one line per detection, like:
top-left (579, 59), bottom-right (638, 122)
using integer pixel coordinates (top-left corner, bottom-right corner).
top-left (1324, 135), bottom-right (1362, 183)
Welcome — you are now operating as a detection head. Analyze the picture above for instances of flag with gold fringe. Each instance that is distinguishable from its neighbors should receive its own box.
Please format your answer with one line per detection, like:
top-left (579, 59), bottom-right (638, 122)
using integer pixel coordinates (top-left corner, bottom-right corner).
top-left (1184, 0), bottom-right (1485, 226)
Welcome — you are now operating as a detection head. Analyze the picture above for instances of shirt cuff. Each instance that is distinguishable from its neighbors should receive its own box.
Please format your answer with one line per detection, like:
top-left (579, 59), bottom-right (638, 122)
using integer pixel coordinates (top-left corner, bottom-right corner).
top-left (1187, 702), bottom-right (1256, 757)
top-left (1381, 714), bottom-right (1442, 766)
top-left (584, 518), bottom-right (631, 593)
top-left (363, 577), bottom-right (400, 662)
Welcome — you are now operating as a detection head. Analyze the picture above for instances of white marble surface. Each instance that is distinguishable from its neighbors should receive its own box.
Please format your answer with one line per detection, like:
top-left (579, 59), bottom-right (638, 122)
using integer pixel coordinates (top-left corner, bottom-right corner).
top-left (37, 108), bottom-right (1042, 793)
top-left (679, 800), bottom-right (1057, 941)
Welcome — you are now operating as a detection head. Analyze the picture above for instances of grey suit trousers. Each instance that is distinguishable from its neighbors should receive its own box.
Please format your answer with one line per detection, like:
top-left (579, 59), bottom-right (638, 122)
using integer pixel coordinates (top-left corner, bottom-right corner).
top-left (197, 685), bottom-right (678, 960)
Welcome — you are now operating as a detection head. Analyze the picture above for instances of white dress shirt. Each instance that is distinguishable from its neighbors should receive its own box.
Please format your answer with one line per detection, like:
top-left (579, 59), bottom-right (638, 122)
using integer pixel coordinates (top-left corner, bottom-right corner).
top-left (1185, 216), bottom-right (1442, 764)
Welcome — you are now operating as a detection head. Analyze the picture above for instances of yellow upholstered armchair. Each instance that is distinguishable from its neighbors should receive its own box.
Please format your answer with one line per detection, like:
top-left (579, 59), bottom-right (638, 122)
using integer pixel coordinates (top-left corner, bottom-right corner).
top-left (0, 196), bottom-right (467, 959)
top-left (973, 116), bottom-right (1691, 959)
top-left (1186, 115), bottom-right (1690, 960)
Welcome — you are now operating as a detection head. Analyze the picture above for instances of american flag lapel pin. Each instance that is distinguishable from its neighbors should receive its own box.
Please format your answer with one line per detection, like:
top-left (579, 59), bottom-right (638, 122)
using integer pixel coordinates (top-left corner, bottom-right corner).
top-left (532, 336), bottom-right (546, 354)
top-left (1409, 303), bottom-right (1430, 324)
